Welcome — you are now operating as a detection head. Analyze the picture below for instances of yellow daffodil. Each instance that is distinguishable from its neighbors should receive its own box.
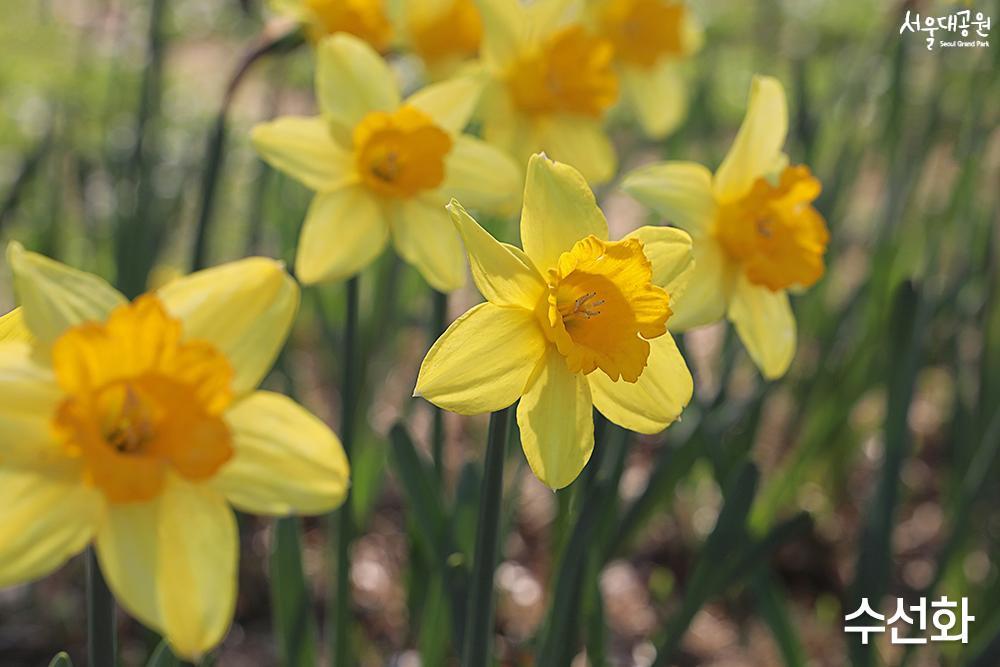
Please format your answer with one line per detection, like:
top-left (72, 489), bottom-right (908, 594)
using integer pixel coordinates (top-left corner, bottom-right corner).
top-left (272, 0), bottom-right (393, 51)
top-left (252, 33), bottom-right (520, 292)
top-left (621, 75), bottom-right (829, 379)
top-left (0, 244), bottom-right (349, 660)
top-left (416, 154), bottom-right (694, 489)
top-left (473, 0), bottom-right (620, 184)
top-left (403, 0), bottom-right (483, 78)
top-left (587, 0), bottom-right (703, 138)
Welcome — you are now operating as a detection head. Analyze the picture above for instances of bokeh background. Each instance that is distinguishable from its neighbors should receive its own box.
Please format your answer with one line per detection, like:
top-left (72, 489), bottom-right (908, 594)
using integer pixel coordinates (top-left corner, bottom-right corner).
top-left (0, 0), bottom-right (998, 665)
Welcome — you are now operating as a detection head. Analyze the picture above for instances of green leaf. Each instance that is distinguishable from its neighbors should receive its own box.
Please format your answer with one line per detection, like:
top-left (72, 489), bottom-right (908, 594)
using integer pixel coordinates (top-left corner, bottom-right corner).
top-left (48, 652), bottom-right (72, 667)
top-left (146, 641), bottom-right (180, 667)
top-left (270, 517), bottom-right (318, 667)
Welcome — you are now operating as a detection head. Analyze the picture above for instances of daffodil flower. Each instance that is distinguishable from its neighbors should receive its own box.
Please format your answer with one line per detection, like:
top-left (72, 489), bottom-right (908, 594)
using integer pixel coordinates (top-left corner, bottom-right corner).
top-left (621, 75), bottom-right (829, 379)
top-left (252, 33), bottom-right (520, 292)
top-left (416, 154), bottom-right (694, 489)
top-left (474, 0), bottom-right (620, 184)
top-left (0, 244), bottom-right (349, 660)
top-left (403, 0), bottom-right (483, 79)
top-left (271, 0), bottom-right (393, 51)
top-left (587, 0), bottom-right (703, 138)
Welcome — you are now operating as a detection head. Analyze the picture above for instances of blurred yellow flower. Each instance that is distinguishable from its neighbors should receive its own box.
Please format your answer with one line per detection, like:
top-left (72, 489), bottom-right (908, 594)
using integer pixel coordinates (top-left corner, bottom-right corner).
top-left (416, 154), bottom-right (694, 489)
top-left (273, 0), bottom-right (392, 51)
top-left (622, 75), bottom-right (829, 379)
top-left (588, 0), bottom-right (703, 138)
top-left (474, 0), bottom-right (620, 184)
top-left (252, 34), bottom-right (520, 291)
top-left (404, 0), bottom-right (483, 77)
top-left (0, 244), bottom-right (349, 660)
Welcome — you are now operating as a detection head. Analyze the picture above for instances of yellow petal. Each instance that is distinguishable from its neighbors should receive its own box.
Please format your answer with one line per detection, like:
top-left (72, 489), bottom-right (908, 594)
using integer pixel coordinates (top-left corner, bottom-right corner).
top-left (534, 117), bottom-right (617, 185)
top-left (214, 391), bottom-right (349, 515)
top-left (7, 242), bottom-right (126, 344)
top-left (0, 308), bottom-right (33, 343)
top-left (156, 479), bottom-right (238, 660)
top-left (0, 342), bottom-right (65, 467)
top-left (521, 153), bottom-right (608, 271)
top-left (448, 200), bottom-right (545, 308)
top-left (315, 34), bottom-right (400, 136)
top-left (668, 239), bottom-right (735, 332)
top-left (0, 467), bottom-right (102, 587)
top-left (620, 161), bottom-right (716, 238)
top-left (416, 302), bottom-right (547, 414)
top-left (624, 226), bottom-right (694, 300)
top-left (96, 500), bottom-right (163, 632)
top-left (714, 75), bottom-right (788, 203)
top-left (157, 258), bottom-right (299, 396)
top-left (295, 187), bottom-right (389, 285)
top-left (474, 0), bottom-right (526, 70)
top-left (517, 346), bottom-right (593, 489)
top-left (440, 135), bottom-right (521, 215)
top-left (250, 116), bottom-right (355, 192)
top-left (390, 197), bottom-right (466, 292)
top-left (620, 60), bottom-right (687, 139)
top-left (406, 74), bottom-right (486, 134)
top-left (588, 333), bottom-right (692, 434)
top-left (728, 273), bottom-right (796, 380)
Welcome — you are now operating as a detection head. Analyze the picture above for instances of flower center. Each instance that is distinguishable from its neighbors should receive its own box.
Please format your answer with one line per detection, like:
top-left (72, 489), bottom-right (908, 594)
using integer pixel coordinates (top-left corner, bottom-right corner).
top-left (714, 165), bottom-right (829, 292)
top-left (598, 0), bottom-right (687, 67)
top-left (52, 296), bottom-right (234, 504)
top-left (537, 235), bottom-right (671, 382)
top-left (303, 0), bottom-right (392, 50)
top-left (353, 106), bottom-right (453, 198)
top-left (410, 0), bottom-right (482, 63)
top-left (506, 25), bottom-right (619, 117)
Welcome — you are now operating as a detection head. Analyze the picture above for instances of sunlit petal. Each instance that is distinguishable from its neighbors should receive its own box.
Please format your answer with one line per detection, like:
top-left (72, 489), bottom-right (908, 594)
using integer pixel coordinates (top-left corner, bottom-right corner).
top-left (728, 273), bottom-right (796, 379)
top-left (316, 33), bottom-right (400, 137)
top-left (668, 239), bottom-right (736, 332)
top-left (251, 116), bottom-right (355, 192)
top-left (390, 196), bottom-right (466, 292)
top-left (620, 161), bottom-right (716, 238)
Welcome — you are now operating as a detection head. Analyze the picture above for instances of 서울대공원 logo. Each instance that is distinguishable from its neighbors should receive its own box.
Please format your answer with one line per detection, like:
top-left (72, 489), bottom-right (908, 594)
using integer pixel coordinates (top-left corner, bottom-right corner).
top-left (900, 9), bottom-right (991, 50)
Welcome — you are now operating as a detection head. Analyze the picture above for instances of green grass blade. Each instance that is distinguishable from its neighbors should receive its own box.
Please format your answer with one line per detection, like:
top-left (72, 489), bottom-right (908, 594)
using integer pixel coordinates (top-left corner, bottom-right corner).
top-left (146, 640), bottom-right (180, 667)
top-left (752, 574), bottom-right (807, 667)
top-left (47, 652), bottom-right (72, 667)
top-left (461, 407), bottom-right (512, 667)
top-left (271, 517), bottom-right (318, 667)
top-left (848, 280), bottom-right (925, 667)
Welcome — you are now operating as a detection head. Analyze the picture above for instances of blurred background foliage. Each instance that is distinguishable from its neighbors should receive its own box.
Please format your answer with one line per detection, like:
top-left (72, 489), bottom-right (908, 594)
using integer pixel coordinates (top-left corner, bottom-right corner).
top-left (0, 0), bottom-right (998, 665)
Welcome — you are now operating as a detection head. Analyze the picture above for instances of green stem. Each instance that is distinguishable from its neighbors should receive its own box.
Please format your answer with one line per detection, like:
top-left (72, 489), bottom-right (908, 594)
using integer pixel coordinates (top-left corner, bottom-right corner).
top-left (461, 407), bottom-right (512, 667)
top-left (331, 276), bottom-right (360, 667)
top-left (430, 289), bottom-right (448, 479)
top-left (86, 548), bottom-right (116, 667)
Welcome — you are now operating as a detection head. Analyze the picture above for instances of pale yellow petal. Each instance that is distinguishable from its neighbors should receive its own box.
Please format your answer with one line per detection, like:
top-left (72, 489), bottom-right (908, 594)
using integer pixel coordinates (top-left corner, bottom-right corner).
top-left (416, 302), bottom-right (547, 415)
top-left (250, 116), bottom-right (354, 192)
top-left (7, 242), bottom-right (126, 344)
top-left (620, 60), bottom-right (687, 139)
top-left (714, 75), bottom-right (788, 203)
top-left (156, 478), bottom-right (238, 660)
top-left (728, 273), bottom-right (796, 380)
top-left (534, 117), bottom-right (617, 185)
top-left (0, 308), bottom-right (33, 343)
top-left (588, 333), bottom-right (692, 434)
top-left (448, 200), bottom-right (545, 309)
top-left (517, 347), bottom-right (593, 489)
top-left (474, 0), bottom-right (526, 70)
top-left (390, 197), bottom-right (466, 292)
top-left (96, 500), bottom-right (162, 631)
top-left (620, 161), bottom-right (716, 238)
top-left (295, 187), bottom-right (389, 285)
top-left (157, 258), bottom-right (299, 396)
top-left (406, 74), bottom-right (486, 134)
top-left (668, 239), bottom-right (735, 332)
top-left (521, 153), bottom-right (609, 271)
top-left (624, 226), bottom-right (694, 301)
top-left (0, 467), bottom-right (102, 587)
top-left (440, 135), bottom-right (521, 215)
top-left (0, 342), bottom-right (65, 467)
top-left (315, 34), bottom-right (400, 134)
top-left (215, 391), bottom-right (349, 515)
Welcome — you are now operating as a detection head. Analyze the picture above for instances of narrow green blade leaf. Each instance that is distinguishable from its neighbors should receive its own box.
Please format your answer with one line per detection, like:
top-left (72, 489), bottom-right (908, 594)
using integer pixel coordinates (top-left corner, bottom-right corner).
top-left (48, 652), bottom-right (72, 667)
top-left (146, 641), bottom-right (180, 667)
top-left (271, 517), bottom-right (318, 667)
